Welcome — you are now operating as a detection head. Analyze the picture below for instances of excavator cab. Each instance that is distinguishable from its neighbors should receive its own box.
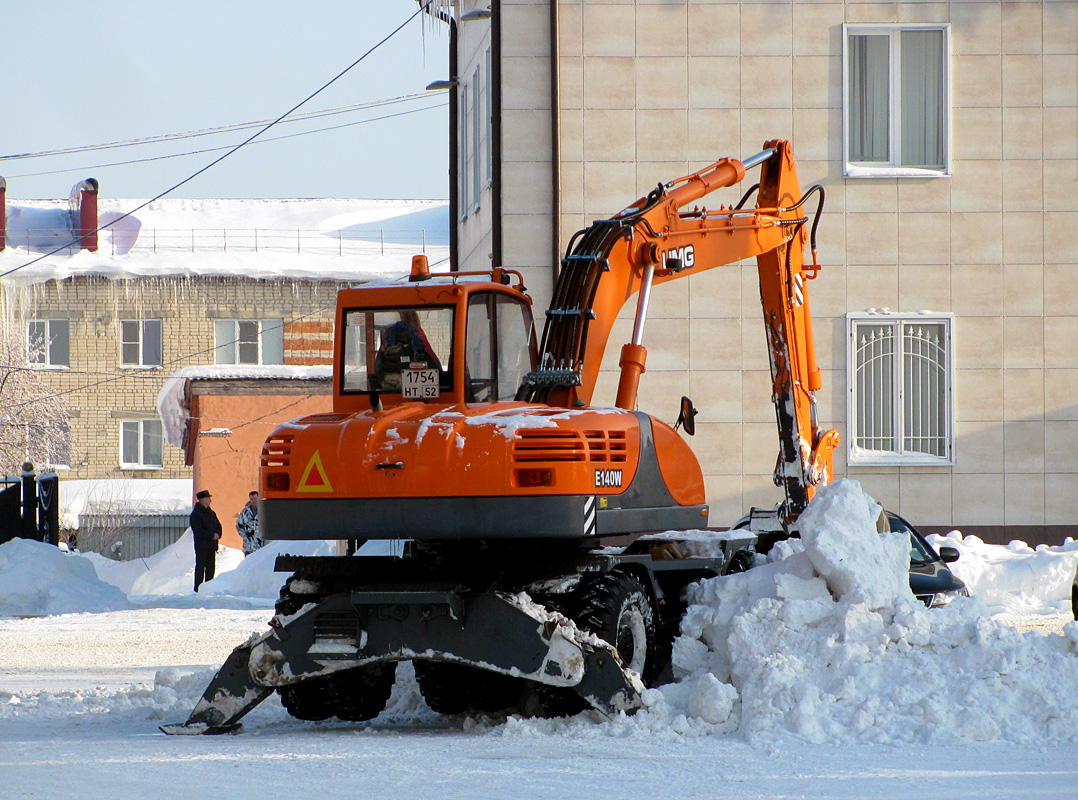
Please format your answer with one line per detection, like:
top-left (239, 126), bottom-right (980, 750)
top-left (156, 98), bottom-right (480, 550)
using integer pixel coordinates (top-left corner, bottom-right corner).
top-left (334, 266), bottom-right (538, 413)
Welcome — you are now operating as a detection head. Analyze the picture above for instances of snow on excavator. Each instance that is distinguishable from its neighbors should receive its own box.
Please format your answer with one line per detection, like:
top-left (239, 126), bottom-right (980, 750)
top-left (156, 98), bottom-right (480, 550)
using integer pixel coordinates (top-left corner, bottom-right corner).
top-left (162, 140), bottom-right (839, 734)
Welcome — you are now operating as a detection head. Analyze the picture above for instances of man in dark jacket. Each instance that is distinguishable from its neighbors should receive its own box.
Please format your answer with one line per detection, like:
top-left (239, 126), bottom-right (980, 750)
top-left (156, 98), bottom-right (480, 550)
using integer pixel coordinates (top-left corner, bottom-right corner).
top-left (190, 490), bottom-right (222, 592)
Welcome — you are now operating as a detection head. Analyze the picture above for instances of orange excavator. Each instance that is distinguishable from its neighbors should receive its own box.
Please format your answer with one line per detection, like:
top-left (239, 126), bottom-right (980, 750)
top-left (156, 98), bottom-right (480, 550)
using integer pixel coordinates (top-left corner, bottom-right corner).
top-left (163, 140), bottom-right (839, 734)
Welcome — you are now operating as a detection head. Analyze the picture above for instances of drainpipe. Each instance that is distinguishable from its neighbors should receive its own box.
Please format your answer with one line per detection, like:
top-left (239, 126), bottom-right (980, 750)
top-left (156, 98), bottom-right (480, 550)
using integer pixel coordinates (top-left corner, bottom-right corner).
top-left (449, 20), bottom-right (459, 271)
top-left (0, 177), bottom-right (6, 251)
top-left (549, 0), bottom-right (561, 281)
top-left (491, 0), bottom-right (502, 268)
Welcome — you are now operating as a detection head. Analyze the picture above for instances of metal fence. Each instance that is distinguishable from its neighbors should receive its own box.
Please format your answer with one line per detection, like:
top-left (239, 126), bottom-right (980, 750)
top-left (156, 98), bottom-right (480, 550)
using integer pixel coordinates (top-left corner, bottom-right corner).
top-left (75, 511), bottom-right (190, 561)
top-left (5, 228), bottom-right (449, 258)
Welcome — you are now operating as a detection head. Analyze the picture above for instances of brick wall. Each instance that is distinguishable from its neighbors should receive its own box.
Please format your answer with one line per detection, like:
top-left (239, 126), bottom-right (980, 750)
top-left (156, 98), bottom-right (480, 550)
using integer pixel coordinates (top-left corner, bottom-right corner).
top-left (284, 320), bottom-right (334, 366)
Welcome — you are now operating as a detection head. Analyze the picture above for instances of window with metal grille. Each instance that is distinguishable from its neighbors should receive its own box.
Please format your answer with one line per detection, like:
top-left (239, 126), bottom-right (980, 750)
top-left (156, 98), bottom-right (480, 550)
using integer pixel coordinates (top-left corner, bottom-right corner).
top-left (847, 314), bottom-right (953, 465)
top-left (121, 319), bottom-right (162, 367)
top-left (844, 24), bottom-right (950, 177)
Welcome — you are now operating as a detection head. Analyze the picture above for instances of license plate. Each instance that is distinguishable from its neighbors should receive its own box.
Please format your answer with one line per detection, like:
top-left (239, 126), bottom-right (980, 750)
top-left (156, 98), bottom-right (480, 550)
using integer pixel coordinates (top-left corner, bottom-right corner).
top-left (402, 368), bottom-right (440, 399)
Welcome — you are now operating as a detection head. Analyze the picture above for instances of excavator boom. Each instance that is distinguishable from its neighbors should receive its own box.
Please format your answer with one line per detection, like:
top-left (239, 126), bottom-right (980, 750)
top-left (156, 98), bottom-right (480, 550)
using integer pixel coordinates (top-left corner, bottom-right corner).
top-left (520, 140), bottom-right (838, 525)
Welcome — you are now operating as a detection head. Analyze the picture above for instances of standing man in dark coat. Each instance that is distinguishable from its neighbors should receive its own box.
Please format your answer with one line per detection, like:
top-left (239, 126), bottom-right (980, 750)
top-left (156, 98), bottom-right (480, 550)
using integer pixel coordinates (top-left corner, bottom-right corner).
top-left (190, 489), bottom-right (222, 592)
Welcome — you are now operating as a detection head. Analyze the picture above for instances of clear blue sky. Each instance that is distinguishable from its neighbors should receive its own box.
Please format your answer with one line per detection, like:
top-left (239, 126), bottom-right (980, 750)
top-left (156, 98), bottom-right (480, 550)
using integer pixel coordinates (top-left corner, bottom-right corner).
top-left (0, 1), bottom-right (449, 201)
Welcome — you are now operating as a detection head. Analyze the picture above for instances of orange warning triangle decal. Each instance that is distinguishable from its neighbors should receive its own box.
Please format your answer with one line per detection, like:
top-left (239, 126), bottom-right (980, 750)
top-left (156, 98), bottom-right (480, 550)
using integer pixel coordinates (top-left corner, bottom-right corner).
top-left (297, 450), bottom-right (334, 493)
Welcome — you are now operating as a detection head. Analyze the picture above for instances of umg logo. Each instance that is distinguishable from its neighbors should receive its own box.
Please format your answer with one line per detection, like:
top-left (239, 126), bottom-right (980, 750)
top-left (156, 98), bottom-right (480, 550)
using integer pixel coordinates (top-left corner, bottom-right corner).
top-left (662, 244), bottom-right (695, 271)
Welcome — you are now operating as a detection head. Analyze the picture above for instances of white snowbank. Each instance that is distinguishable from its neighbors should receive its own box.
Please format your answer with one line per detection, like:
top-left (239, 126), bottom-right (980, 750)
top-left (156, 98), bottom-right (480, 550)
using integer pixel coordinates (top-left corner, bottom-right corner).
top-left (83, 530), bottom-right (243, 597)
top-left (927, 530), bottom-right (1078, 615)
top-left (0, 538), bottom-right (131, 616)
top-left (196, 538), bottom-right (336, 599)
top-left (80, 529), bottom-right (402, 602)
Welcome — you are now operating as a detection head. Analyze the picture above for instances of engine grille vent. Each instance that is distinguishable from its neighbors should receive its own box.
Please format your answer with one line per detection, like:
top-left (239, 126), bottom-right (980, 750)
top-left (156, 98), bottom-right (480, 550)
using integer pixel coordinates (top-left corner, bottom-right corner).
top-left (299, 413), bottom-right (348, 423)
top-left (512, 429), bottom-right (627, 463)
top-left (261, 434), bottom-right (294, 468)
top-left (583, 430), bottom-right (628, 463)
top-left (512, 430), bottom-right (585, 462)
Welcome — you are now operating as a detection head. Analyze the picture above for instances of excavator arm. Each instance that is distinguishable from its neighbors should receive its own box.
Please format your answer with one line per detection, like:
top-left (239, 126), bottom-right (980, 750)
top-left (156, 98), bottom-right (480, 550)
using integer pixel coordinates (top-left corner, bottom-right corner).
top-left (519, 140), bottom-right (839, 526)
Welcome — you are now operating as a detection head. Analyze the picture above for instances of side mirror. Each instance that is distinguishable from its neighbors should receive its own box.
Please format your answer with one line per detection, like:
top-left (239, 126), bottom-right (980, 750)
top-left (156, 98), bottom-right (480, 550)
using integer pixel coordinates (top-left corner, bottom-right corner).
top-left (674, 395), bottom-right (698, 436)
top-left (938, 546), bottom-right (960, 563)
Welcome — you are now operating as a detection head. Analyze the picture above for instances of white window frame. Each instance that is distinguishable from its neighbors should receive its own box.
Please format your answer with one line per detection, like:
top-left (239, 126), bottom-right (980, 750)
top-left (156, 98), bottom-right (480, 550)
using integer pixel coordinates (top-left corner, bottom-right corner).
top-left (847, 312), bottom-right (955, 466)
top-left (842, 24), bottom-right (951, 178)
top-left (214, 319), bottom-right (284, 365)
top-left (472, 66), bottom-right (482, 214)
top-left (120, 318), bottom-right (163, 368)
top-left (119, 418), bottom-right (164, 470)
top-left (28, 318), bottom-right (70, 368)
top-left (460, 82), bottom-right (470, 221)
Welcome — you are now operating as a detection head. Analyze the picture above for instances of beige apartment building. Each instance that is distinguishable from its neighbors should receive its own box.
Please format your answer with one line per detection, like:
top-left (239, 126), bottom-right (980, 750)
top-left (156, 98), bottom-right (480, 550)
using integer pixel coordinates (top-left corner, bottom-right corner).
top-left (1, 197), bottom-right (449, 482)
top-left (442, 0), bottom-right (1078, 542)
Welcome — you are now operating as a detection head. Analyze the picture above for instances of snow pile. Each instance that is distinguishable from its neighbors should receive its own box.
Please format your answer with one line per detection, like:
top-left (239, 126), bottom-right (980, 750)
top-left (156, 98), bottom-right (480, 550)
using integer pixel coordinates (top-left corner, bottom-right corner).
top-left (82, 530), bottom-right (240, 596)
top-left (84, 531), bottom-right (401, 600)
top-left (659, 480), bottom-right (1078, 745)
top-left (2, 526), bottom-right (405, 617)
top-left (0, 539), bottom-right (131, 616)
top-left (196, 538), bottom-right (337, 599)
top-left (927, 531), bottom-right (1078, 615)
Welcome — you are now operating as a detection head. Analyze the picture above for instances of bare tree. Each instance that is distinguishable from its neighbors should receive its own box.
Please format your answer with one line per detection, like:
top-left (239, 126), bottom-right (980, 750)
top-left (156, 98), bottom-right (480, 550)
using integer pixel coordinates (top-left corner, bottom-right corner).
top-left (0, 312), bottom-right (72, 476)
top-left (75, 481), bottom-right (139, 560)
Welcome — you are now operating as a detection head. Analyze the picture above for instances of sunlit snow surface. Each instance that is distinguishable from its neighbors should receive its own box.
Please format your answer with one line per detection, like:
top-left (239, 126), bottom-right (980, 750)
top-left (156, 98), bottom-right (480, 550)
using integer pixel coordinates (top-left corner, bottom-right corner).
top-left (2, 480), bottom-right (1077, 798)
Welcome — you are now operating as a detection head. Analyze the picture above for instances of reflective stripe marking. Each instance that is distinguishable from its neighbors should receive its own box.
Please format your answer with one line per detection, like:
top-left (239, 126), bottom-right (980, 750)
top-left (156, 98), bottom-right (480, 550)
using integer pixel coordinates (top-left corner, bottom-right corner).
top-left (584, 495), bottom-right (596, 536)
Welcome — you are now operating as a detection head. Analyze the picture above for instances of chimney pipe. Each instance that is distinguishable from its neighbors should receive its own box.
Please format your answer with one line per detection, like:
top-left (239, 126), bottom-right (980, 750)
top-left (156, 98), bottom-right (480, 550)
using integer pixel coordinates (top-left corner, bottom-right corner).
top-left (69, 178), bottom-right (99, 252)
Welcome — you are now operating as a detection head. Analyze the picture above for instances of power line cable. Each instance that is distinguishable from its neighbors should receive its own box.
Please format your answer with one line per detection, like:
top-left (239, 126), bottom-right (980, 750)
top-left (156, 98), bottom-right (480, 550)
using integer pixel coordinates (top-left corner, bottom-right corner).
top-left (4, 254), bottom-right (445, 408)
top-left (7, 102), bottom-right (446, 180)
top-left (0, 0), bottom-right (433, 282)
top-left (0, 93), bottom-right (443, 162)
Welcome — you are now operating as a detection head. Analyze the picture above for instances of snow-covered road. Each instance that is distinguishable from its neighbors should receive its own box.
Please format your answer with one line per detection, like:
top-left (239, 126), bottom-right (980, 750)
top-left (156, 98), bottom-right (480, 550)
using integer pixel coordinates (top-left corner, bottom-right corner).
top-left (3, 481), bottom-right (1077, 798)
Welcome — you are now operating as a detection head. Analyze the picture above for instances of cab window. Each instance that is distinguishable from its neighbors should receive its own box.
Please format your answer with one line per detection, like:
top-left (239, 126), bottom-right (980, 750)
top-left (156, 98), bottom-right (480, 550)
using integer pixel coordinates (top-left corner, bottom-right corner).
top-left (465, 293), bottom-right (536, 402)
top-left (341, 306), bottom-right (454, 394)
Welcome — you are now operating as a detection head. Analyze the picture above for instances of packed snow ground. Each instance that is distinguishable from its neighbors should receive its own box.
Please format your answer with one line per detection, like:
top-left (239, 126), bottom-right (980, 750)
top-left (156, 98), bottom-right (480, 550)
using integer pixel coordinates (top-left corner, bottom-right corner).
top-left (2, 480), bottom-right (1077, 798)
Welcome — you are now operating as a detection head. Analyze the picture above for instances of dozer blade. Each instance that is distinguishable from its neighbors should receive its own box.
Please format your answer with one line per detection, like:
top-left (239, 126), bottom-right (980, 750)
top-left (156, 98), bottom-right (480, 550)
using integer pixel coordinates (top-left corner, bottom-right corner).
top-left (159, 637), bottom-right (273, 735)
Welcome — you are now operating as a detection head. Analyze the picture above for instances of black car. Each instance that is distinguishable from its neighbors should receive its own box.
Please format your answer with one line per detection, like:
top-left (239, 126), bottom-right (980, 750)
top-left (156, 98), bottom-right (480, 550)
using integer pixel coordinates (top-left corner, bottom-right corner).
top-left (883, 512), bottom-right (969, 608)
top-left (731, 510), bottom-right (969, 608)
